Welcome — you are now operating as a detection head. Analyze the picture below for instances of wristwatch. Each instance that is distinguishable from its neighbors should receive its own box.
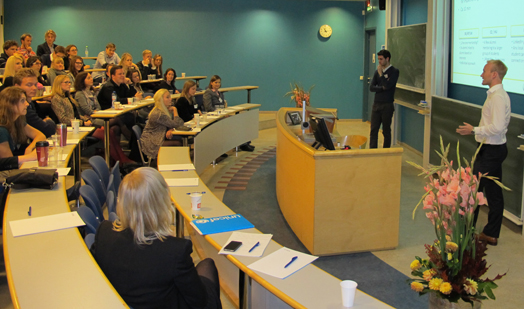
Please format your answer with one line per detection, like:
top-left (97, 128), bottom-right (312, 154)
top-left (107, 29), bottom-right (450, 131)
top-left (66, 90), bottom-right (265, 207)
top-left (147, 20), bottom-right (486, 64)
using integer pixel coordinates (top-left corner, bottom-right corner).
top-left (471, 129), bottom-right (475, 135)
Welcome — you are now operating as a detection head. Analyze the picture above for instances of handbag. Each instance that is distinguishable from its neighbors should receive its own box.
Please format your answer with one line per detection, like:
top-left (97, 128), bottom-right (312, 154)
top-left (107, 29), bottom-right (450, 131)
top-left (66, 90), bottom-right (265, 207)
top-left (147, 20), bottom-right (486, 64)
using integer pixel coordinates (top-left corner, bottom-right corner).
top-left (3, 168), bottom-right (59, 190)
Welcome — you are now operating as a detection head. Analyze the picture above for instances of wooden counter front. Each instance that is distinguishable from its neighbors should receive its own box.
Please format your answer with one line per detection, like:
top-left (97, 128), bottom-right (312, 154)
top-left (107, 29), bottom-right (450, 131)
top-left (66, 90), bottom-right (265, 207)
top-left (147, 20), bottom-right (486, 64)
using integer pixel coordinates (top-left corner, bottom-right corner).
top-left (276, 108), bottom-right (403, 256)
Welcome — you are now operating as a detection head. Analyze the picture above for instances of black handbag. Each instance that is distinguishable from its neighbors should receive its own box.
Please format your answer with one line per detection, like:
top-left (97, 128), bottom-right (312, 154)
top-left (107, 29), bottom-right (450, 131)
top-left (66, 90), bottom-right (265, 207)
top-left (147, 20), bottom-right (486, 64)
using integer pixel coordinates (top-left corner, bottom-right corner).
top-left (3, 168), bottom-right (58, 190)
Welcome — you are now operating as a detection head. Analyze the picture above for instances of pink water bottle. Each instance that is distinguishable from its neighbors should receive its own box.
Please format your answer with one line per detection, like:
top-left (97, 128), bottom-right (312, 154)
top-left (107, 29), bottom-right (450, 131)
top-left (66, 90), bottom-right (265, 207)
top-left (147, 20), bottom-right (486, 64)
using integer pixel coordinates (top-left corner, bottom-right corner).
top-left (56, 124), bottom-right (67, 147)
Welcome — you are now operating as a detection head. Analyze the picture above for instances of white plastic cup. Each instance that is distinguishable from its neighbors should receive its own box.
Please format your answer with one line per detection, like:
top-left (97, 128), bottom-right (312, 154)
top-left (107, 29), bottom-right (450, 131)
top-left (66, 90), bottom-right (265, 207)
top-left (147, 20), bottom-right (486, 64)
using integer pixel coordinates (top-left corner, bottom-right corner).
top-left (72, 119), bottom-right (80, 134)
top-left (128, 97), bottom-right (134, 105)
top-left (181, 72), bottom-right (186, 77)
top-left (44, 86), bottom-right (51, 95)
top-left (189, 192), bottom-right (202, 210)
top-left (194, 113), bottom-right (200, 126)
top-left (340, 280), bottom-right (358, 307)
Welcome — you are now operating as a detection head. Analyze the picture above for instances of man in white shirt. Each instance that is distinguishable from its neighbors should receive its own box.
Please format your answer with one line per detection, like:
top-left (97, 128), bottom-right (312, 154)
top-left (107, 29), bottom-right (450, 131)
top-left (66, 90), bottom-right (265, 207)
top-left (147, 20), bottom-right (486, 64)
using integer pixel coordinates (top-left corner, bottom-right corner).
top-left (456, 60), bottom-right (510, 246)
top-left (93, 43), bottom-right (121, 83)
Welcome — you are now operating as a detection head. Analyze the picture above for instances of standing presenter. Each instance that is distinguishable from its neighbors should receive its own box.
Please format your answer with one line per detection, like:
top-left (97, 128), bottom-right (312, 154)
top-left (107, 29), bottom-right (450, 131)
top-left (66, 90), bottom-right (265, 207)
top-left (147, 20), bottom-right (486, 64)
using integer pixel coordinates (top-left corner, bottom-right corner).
top-left (369, 49), bottom-right (399, 148)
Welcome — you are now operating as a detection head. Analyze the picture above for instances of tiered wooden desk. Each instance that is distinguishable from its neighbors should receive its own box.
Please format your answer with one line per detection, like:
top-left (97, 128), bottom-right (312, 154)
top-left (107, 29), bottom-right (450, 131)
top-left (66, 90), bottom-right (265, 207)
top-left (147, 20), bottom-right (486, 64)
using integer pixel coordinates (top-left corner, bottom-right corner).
top-left (3, 129), bottom-right (128, 308)
top-left (158, 146), bottom-right (392, 309)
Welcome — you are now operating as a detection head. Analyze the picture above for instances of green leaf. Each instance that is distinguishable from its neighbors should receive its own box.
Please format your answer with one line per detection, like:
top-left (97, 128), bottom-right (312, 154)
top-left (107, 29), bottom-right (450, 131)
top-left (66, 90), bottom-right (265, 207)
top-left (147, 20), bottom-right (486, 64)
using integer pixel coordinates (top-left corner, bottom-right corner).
top-left (484, 286), bottom-right (496, 300)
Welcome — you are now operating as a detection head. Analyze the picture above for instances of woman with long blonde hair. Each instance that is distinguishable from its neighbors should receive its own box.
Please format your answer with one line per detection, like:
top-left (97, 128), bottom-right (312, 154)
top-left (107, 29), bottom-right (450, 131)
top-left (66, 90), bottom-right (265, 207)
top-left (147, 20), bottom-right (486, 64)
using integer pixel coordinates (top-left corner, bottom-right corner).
top-left (47, 56), bottom-right (66, 86)
top-left (139, 89), bottom-right (187, 160)
top-left (0, 55), bottom-right (24, 92)
top-left (91, 167), bottom-right (222, 308)
top-left (50, 75), bottom-right (91, 126)
top-left (119, 52), bottom-right (140, 79)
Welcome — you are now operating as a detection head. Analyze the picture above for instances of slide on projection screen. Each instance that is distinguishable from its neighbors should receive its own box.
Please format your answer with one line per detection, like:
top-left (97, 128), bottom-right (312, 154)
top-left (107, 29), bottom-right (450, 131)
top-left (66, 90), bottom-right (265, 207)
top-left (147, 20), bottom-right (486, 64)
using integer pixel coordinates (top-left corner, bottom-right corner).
top-left (452, 0), bottom-right (524, 95)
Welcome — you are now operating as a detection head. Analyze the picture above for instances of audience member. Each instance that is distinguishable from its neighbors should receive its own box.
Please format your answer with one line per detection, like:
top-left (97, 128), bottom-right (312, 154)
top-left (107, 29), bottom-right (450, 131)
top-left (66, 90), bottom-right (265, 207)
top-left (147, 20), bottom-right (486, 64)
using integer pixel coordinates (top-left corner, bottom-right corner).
top-left (0, 87), bottom-right (45, 162)
top-left (0, 40), bottom-right (19, 68)
top-left (50, 75), bottom-right (91, 126)
top-left (13, 68), bottom-right (55, 137)
top-left (175, 80), bottom-right (202, 122)
top-left (97, 65), bottom-right (134, 110)
top-left (140, 89), bottom-right (186, 159)
top-left (66, 55), bottom-right (85, 84)
top-left (92, 43), bottom-right (121, 83)
top-left (151, 54), bottom-right (163, 79)
top-left (203, 75), bottom-right (225, 112)
top-left (136, 50), bottom-right (153, 79)
top-left (158, 68), bottom-right (179, 94)
top-left (36, 30), bottom-right (57, 57)
top-left (0, 55), bottom-right (24, 92)
top-left (47, 56), bottom-right (66, 86)
top-left (91, 167), bottom-right (222, 309)
top-left (19, 33), bottom-right (36, 60)
top-left (126, 69), bottom-right (147, 99)
top-left (41, 45), bottom-right (65, 68)
top-left (119, 52), bottom-right (140, 79)
top-left (26, 56), bottom-right (48, 86)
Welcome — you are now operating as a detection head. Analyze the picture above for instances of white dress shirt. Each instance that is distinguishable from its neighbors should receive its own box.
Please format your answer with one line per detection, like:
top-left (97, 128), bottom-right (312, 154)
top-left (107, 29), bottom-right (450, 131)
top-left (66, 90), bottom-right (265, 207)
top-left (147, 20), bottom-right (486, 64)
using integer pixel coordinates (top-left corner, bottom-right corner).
top-left (474, 84), bottom-right (511, 145)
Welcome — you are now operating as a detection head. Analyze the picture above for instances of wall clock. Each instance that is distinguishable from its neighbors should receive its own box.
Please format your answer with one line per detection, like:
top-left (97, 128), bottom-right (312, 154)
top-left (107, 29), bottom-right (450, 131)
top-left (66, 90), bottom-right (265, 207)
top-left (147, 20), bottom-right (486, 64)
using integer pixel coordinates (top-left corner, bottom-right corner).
top-left (319, 24), bottom-right (332, 38)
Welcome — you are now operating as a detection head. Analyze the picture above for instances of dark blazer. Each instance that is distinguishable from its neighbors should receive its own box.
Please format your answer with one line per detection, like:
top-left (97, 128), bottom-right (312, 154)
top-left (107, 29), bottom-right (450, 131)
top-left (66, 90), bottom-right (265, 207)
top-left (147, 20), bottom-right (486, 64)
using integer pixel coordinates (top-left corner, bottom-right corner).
top-left (97, 79), bottom-right (132, 110)
top-left (0, 76), bottom-right (14, 92)
top-left (41, 54), bottom-right (53, 68)
top-left (0, 53), bottom-right (9, 68)
top-left (175, 97), bottom-right (200, 122)
top-left (36, 42), bottom-right (57, 57)
top-left (158, 80), bottom-right (178, 93)
top-left (91, 221), bottom-right (210, 309)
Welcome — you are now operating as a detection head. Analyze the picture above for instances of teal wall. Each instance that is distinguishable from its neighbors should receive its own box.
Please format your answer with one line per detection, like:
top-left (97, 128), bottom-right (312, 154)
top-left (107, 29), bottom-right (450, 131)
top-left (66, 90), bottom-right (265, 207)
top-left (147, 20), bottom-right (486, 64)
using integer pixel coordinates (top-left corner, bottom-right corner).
top-left (364, 0), bottom-right (386, 52)
top-left (4, 0), bottom-right (366, 119)
top-left (397, 0), bottom-right (426, 152)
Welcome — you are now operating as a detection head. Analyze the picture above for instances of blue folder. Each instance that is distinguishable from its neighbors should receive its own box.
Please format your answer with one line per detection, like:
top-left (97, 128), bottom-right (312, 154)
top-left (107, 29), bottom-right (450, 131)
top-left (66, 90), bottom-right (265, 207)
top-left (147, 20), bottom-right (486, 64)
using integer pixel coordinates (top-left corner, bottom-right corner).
top-left (191, 214), bottom-right (254, 235)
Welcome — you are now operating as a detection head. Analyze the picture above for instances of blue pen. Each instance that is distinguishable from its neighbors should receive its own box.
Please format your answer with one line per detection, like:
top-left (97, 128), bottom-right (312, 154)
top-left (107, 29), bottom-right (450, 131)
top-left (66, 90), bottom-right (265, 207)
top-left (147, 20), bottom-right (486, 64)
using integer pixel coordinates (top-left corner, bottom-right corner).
top-left (28, 206), bottom-right (32, 216)
top-left (248, 242), bottom-right (260, 253)
top-left (284, 256), bottom-right (298, 268)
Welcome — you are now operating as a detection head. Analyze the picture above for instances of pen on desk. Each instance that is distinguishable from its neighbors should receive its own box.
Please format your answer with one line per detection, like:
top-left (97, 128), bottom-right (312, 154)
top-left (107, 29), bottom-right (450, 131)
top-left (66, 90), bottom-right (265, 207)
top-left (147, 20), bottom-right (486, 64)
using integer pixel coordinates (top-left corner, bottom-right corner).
top-left (28, 206), bottom-right (32, 216)
top-left (187, 191), bottom-right (206, 195)
top-left (284, 256), bottom-right (298, 268)
top-left (248, 242), bottom-right (260, 253)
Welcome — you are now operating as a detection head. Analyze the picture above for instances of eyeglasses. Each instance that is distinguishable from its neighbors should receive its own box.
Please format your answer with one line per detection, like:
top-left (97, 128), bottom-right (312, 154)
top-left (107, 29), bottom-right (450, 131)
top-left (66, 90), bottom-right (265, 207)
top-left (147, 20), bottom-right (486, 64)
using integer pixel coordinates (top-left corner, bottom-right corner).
top-left (70, 49), bottom-right (77, 52)
top-left (33, 62), bottom-right (42, 66)
top-left (62, 81), bottom-right (72, 84)
top-left (75, 62), bottom-right (83, 65)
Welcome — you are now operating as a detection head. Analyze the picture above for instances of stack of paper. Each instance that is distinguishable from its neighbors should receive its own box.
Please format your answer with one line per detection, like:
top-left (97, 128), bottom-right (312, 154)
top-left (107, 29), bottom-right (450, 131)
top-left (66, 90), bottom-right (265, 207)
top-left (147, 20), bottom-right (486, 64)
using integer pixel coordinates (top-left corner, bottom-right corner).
top-left (10, 212), bottom-right (85, 237)
top-left (248, 247), bottom-right (318, 279)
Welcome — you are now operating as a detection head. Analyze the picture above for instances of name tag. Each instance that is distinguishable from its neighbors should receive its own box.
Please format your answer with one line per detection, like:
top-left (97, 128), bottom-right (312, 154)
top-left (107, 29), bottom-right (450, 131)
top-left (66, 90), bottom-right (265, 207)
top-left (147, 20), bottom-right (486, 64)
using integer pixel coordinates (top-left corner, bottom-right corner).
top-left (219, 98), bottom-right (223, 103)
top-left (194, 104), bottom-right (199, 109)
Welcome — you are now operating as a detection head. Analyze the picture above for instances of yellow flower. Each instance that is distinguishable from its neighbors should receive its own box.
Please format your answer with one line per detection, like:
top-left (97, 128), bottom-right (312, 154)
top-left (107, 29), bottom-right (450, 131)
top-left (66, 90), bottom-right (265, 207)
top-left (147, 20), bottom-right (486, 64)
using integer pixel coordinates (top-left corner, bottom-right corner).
top-left (411, 282), bottom-right (424, 292)
top-left (446, 241), bottom-right (458, 252)
top-left (423, 269), bottom-right (436, 281)
top-left (445, 235), bottom-right (451, 242)
top-left (440, 282), bottom-right (452, 295)
top-left (410, 260), bottom-right (422, 271)
top-left (447, 252), bottom-right (453, 261)
top-left (463, 279), bottom-right (478, 295)
top-left (429, 278), bottom-right (443, 291)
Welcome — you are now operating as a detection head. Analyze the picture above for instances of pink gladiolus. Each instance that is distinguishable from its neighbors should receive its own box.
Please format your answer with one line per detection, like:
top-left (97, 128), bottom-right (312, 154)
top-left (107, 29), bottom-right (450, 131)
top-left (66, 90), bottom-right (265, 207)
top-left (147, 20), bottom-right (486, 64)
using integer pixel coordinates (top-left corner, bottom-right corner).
top-left (477, 192), bottom-right (487, 205)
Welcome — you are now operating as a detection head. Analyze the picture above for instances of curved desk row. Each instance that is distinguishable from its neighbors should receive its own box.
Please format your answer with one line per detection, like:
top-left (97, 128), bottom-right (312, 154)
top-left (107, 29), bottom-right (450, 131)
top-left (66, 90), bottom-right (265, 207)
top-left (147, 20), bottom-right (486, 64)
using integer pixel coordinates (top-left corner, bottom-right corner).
top-left (276, 108), bottom-right (403, 256)
top-left (158, 146), bottom-right (392, 309)
top-left (3, 130), bottom-right (128, 308)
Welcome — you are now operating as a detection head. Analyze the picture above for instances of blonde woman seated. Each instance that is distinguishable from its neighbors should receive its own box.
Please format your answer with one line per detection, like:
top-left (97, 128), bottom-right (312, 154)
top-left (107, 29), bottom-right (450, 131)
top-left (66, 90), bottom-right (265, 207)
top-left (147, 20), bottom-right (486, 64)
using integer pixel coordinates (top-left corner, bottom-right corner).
top-left (47, 57), bottom-right (66, 86)
top-left (0, 55), bottom-right (24, 92)
top-left (0, 87), bottom-right (45, 163)
top-left (50, 75), bottom-right (91, 126)
top-left (140, 89), bottom-right (189, 160)
top-left (119, 52), bottom-right (140, 81)
top-left (91, 167), bottom-right (222, 309)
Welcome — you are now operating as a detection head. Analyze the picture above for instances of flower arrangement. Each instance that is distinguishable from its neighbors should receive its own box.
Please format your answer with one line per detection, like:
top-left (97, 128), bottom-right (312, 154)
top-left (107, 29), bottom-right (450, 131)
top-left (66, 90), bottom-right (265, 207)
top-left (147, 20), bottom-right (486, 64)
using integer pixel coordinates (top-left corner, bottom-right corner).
top-left (284, 82), bottom-right (314, 108)
top-left (407, 138), bottom-right (508, 306)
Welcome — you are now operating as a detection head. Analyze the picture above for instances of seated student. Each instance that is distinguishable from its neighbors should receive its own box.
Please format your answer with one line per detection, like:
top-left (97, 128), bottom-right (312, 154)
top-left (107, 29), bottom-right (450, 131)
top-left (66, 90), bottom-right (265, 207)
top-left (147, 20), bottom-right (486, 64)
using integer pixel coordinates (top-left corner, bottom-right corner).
top-left (119, 52), bottom-right (140, 79)
top-left (93, 43), bottom-right (121, 83)
top-left (158, 68), bottom-right (179, 94)
top-left (0, 40), bottom-right (19, 68)
top-left (26, 56), bottom-right (49, 86)
top-left (97, 65), bottom-right (141, 110)
top-left (175, 80), bottom-right (202, 122)
top-left (14, 68), bottom-right (56, 137)
top-left (19, 33), bottom-right (36, 60)
top-left (140, 89), bottom-right (187, 159)
top-left (91, 167), bottom-right (222, 309)
top-left (50, 75), bottom-right (91, 126)
top-left (41, 45), bottom-right (66, 69)
top-left (36, 30), bottom-right (57, 57)
top-left (136, 50), bottom-right (153, 79)
top-left (151, 54), bottom-right (163, 79)
top-left (73, 72), bottom-right (135, 166)
top-left (0, 87), bottom-right (45, 162)
top-left (126, 69), bottom-right (150, 99)
top-left (0, 55), bottom-right (24, 92)
top-left (66, 55), bottom-right (85, 84)
top-left (46, 56), bottom-right (67, 86)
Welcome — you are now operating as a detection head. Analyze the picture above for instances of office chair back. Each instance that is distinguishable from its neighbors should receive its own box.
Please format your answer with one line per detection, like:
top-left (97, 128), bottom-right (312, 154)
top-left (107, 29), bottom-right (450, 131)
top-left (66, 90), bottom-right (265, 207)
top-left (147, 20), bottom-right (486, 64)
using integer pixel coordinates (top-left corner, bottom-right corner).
top-left (89, 155), bottom-right (110, 189)
top-left (84, 233), bottom-right (95, 250)
top-left (81, 169), bottom-right (107, 207)
top-left (110, 161), bottom-right (122, 196)
top-left (79, 185), bottom-right (104, 222)
top-left (77, 206), bottom-right (99, 235)
top-left (106, 189), bottom-right (116, 215)
top-left (132, 125), bottom-right (150, 166)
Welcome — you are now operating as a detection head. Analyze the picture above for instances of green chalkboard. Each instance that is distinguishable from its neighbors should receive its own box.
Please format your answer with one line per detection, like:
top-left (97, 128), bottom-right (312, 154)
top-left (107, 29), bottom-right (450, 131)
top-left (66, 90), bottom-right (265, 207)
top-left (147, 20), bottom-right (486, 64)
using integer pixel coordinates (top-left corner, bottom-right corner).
top-left (387, 24), bottom-right (426, 89)
top-left (430, 95), bottom-right (523, 219)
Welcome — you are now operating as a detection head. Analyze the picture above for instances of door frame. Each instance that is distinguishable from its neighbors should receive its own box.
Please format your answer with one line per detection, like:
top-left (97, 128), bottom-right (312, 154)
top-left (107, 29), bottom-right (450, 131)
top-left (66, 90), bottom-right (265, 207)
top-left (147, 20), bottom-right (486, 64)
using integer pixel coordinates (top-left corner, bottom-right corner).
top-left (362, 28), bottom-right (376, 122)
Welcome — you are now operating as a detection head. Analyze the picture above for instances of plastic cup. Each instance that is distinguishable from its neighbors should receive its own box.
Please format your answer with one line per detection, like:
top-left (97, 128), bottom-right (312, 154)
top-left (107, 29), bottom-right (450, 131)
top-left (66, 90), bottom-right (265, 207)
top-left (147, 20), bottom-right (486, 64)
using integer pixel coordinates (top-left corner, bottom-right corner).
top-left (72, 119), bottom-right (80, 134)
top-left (181, 72), bottom-right (186, 77)
top-left (341, 280), bottom-right (358, 307)
top-left (44, 86), bottom-right (51, 95)
top-left (169, 90), bottom-right (173, 95)
top-left (36, 141), bottom-right (49, 167)
top-left (189, 192), bottom-right (202, 210)
top-left (194, 113), bottom-right (200, 126)
top-left (128, 97), bottom-right (134, 104)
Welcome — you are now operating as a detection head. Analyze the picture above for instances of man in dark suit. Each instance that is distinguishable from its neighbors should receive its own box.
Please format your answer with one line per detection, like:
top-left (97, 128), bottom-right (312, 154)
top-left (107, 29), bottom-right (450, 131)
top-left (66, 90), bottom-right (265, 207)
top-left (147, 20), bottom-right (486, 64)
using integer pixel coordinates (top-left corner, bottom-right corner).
top-left (41, 46), bottom-right (66, 68)
top-left (36, 29), bottom-right (57, 57)
top-left (369, 49), bottom-right (400, 148)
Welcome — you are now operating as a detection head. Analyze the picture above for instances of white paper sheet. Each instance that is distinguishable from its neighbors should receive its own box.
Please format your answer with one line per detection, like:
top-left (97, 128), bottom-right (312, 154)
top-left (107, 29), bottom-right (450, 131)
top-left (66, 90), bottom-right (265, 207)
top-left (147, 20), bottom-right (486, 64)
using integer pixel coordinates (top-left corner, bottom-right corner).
top-left (191, 128), bottom-right (201, 133)
top-left (37, 167), bottom-right (71, 176)
top-left (158, 164), bottom-right (195, 171)
top-left (247, 247), bottom-right (318, 279)
top-left (219, 232), bottom-right (273, 257)
top-left (10, 212), bottom-right (85, 237)
top-left (165, 178), bottom-right (199, 187)
top-left (67, 127), bottom-right (93, 132)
